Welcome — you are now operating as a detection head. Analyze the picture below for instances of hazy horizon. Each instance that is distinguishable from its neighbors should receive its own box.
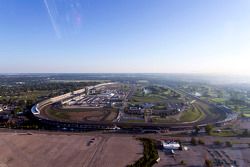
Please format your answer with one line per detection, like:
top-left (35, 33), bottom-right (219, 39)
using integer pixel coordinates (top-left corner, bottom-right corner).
top-left (1, 0), bottom-right (250, 75)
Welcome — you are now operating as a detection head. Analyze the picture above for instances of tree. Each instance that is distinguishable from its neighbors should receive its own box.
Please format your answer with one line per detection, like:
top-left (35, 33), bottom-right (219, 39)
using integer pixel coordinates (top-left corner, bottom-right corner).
top-left (242, 129), bottom-right (249, 137)
top-left (225, 141), bottom-right (232, 147)
top-left (234, 105), bottom-right (239, 112)
top-left (204, 159), bottom-right (213, 167)
top-left (194, 125), bottom-right (200, 135)
top-left (214, 140), bottom-right (222, 146)
top-left (205, 124), bottom-right (213, 135)
top-left (191, 137), bottom-right (197, 145)
top-left (198, 139), bottom-right (205, 145)
top-left (180, 160), bottom-right (186, 165)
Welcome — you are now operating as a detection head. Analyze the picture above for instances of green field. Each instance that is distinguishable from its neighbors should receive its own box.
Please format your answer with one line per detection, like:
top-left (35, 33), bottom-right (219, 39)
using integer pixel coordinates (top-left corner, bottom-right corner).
top-left (152, 117), bottom-right (178, 123)
top-left (152, 105), bottom-right (166, 110)
top-left (210, 98), bottom-right (226, 103)
top-left (125, 119), bottom-right (145, 123)
top-left (130, 85), bottom-right (177, 104)
top-left (243, 113), bottom-right (250, 117)
top-left (211, 130), bottom-right (238, 137)
top-left (131, 95), bottom-right (165, 103)
top-left (179, 105), bottom-right (204, 122)
top-left (152, 105), bottom-right (204, 123)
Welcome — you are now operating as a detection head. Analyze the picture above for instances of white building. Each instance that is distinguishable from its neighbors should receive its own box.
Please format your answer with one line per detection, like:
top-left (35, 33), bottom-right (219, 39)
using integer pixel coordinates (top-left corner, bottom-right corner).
top-left (162, 141), bottom-right (180, 150)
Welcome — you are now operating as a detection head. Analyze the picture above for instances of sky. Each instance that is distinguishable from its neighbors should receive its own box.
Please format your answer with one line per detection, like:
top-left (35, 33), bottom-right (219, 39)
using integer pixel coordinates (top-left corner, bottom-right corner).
top-left (0, 0), bottom-right (250, 75)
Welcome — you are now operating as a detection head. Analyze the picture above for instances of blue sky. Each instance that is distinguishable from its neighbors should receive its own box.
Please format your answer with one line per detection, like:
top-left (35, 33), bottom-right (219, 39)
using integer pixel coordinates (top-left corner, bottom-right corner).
top-left (0, 0), bottom-right (250, 75)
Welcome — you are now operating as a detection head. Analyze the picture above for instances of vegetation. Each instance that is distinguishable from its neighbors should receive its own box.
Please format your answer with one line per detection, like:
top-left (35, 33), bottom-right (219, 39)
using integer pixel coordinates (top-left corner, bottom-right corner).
top-left (130, 85), bottom-right (181, 104)
top-left (225, 141), bottom-right (233, 147)
top-left (242, 129), bottom-right (249, 137)
top-left (214, 140), bottom-right (222, 146)
top-left (194, 125), bottom-right (200, 135)
top-left (180, 160), bottom-right (186, 165)
top-left (127, 138), bottom-right (159, 167)
top-left (198, 139), bottom-right (205, 145)
top-left (191, 137), bottom-right (197, 145)
top-left (131, 96), bottom-right (164, 103)
top-left (205, 124), bottom-right (213, 135)
top-left (243, 113), bottom-right (250, 117)
top-left (210, 98), bottom-right (226, 104)
top-left (204, 159), bottom-right (213, 167)
top-left (210, 130), bottom-right (237, 137)
top-left (179, 105), bottom-right (203, 122)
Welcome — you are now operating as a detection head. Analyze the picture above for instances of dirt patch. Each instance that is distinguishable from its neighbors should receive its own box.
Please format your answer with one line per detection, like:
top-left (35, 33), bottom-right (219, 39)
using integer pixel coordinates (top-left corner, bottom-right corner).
top-left (0, 133), bottom-right (142, 167)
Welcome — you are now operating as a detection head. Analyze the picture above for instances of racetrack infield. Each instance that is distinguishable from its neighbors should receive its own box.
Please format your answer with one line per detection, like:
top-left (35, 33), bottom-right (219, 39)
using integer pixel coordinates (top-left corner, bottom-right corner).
top-left (40, 104), bottom-right (118, 123)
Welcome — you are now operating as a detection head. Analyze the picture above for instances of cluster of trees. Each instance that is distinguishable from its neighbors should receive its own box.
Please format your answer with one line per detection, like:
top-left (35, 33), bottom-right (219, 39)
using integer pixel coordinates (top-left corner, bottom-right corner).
top-left (0, 81), bottom-right (99, 97)
top-left (193, 124), bottom-right (213, 135)
top-left (0, 78), bottom-right (101, 127)
top-left (242, 129), bottom-right (249, 137)
top-left (190, 137), bottom-right (205, 145)
top-left (0, 98), bottom-right (34, 115)
top-left (213, 140), bottom-right (233, 147)
top-left (127, 138), bottom-right (159, 167)
top-left (204, 159), bottom-right (213, 167)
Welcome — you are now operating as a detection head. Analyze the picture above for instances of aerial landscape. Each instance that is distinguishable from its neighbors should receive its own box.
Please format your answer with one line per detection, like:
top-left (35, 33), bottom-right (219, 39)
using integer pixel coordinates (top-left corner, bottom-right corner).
top-left (0, 0), bottom-right (250, 167)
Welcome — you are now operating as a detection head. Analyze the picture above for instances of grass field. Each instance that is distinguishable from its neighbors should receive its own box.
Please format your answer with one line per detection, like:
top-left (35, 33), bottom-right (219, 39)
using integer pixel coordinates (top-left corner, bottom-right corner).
top-left (179, 105), bottom-right (204, 122)
top-left (210, 98), bottom-right (226, 103)
top-left (42, 105), bottom-right (118, 122)
top-left (152, 117), bottom-right (178, 123)
top-left (243, 113), bottom-right (250, 117)
top-left (125, 119), bottom-right (145, 123)
top-left (152, 105), bottom-right (204, 123)
top-left (131, 95), bottom-right (164, 103)
top-left (152, 105), bottom-right (166, 110)
top-left (211, 130), bottom-right (238, 137)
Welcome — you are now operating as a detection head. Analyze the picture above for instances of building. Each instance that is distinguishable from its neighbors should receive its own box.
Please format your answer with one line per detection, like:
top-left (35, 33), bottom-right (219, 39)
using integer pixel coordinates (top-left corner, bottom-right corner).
top-left (127, 106), bottom-right (143, 114)
top-left (162, 141), bottom-right (180, 150)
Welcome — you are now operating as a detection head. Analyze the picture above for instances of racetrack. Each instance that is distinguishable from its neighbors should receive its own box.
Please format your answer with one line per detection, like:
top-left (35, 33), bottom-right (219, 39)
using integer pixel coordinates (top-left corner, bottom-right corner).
top-left (32, 84), bottom-right (230, 131)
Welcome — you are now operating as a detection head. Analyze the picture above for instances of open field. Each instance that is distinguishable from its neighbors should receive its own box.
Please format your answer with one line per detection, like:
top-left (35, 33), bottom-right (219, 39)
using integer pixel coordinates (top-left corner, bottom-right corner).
top-left (129, 86), bottom-right (177, 104)
top-left (130, 95), bottom-right (165, 103)
top-left (243, 113), bottom-right (250, 117)
top-left (152, 104), bottom-right (205, 123)
top-left (210, 98), bottom-right (226, 104)
top-left (179, 104), bottom-right (205, 122)
top-left (0, 132), bottom-right (143, 167)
